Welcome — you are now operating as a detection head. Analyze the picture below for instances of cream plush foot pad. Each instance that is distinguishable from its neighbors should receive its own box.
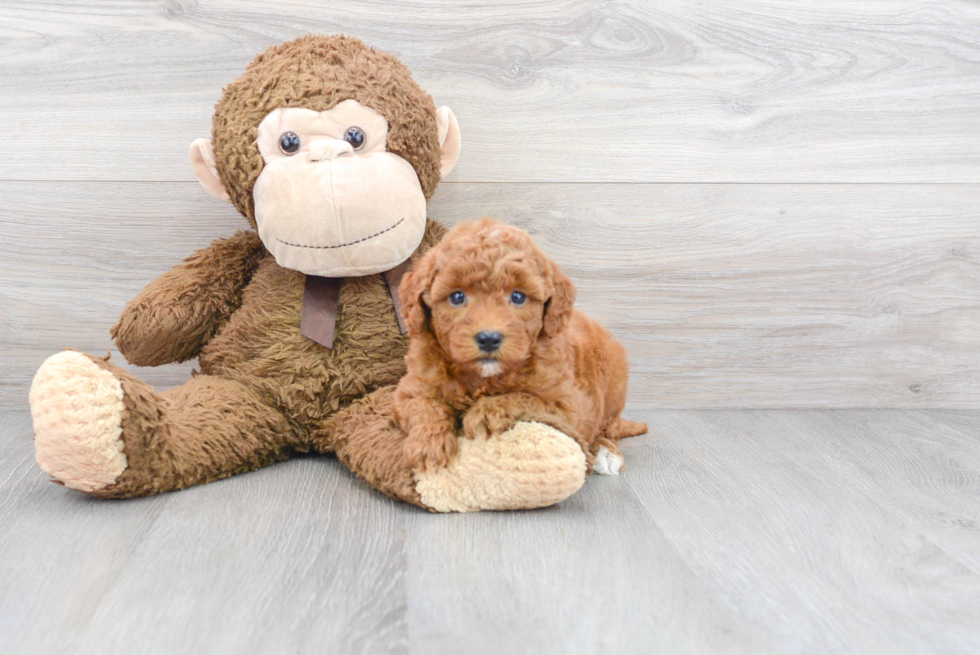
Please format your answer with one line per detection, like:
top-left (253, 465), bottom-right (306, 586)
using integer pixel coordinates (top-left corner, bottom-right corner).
top-left (414, 421), bottom-right (587, 512)
top-left (29, 351), bottom-right (128, 493)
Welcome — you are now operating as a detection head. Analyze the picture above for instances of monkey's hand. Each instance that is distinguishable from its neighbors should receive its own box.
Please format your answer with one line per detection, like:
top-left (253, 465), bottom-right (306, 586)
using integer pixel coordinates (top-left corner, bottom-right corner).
top-left (111, 230), bottom-right (264, 366)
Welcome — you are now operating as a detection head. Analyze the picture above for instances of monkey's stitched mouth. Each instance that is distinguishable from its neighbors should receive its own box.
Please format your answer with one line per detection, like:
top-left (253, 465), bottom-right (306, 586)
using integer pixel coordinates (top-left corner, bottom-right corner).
top-left (276, 218), bottom-right (404, 250)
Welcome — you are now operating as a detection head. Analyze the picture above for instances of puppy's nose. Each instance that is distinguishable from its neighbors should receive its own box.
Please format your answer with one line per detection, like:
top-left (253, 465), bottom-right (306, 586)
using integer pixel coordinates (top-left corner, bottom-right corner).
top-left (475, 331), bottom-right (503, 353)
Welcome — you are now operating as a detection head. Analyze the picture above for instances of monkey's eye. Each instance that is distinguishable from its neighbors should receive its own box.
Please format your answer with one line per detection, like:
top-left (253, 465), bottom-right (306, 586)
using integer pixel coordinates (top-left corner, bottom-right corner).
top-left (510, 291), bottom-right (528, 306)
top-left (344, 126), bottom-right (365, 150)
top-left (279, 132), bottom-right (301, 155)
top-left (448, 291), bottom-right (466, 306)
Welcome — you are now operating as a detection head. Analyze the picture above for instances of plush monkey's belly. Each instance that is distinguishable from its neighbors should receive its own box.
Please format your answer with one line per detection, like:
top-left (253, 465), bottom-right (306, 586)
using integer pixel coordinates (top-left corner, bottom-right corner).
top-left (198, 257), bottom-right (409, 429)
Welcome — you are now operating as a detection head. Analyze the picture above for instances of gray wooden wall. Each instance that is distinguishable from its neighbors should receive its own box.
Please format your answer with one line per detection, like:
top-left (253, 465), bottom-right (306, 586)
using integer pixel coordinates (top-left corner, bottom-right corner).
top-left (1, 0), bottom-right (979, 409)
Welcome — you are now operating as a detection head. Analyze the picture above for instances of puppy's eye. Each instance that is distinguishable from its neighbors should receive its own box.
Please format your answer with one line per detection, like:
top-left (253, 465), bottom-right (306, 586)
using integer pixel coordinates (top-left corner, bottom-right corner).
top-left (279, 131), bottom-right (301, 155)
top-left (344, 126), bottom-right (365, 150)
top-left (510, 291), bottom-right (527, 306)
top-left (448, 291), bottom-right (466, 306)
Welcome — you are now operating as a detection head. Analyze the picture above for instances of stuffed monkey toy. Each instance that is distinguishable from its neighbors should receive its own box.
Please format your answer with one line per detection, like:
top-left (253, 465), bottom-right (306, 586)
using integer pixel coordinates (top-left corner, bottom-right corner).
top-left (28, 35), bottom-right (587, 512)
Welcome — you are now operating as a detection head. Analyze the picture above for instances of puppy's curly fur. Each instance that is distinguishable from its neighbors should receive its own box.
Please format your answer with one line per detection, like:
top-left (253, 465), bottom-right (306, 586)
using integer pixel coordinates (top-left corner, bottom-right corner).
top-left (393, 218), bottom-right (647, 472)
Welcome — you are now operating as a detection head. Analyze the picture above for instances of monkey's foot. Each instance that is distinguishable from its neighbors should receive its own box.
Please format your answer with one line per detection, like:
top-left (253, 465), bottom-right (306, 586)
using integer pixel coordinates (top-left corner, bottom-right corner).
top-left (414, 421), bottom-right (587, 512)
top-left (30, 351), bottom-right (128, 493)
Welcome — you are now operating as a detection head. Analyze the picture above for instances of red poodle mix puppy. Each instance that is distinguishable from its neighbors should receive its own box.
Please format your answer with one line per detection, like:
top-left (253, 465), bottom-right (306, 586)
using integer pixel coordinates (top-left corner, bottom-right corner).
top-left (394, 218), bottom-right (647, 474)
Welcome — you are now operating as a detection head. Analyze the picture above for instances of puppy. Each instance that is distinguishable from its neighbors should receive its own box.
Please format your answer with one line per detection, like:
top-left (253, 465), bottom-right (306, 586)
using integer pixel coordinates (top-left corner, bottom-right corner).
top-left (393, 218), bottom-right (647, 473)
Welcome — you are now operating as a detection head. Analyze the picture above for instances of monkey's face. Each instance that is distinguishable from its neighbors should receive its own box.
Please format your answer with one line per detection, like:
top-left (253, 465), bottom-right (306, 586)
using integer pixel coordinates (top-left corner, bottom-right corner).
top-left (251, 100), bottom-right (428, 277)
top-left (190, 36), bottom-right (462, 277)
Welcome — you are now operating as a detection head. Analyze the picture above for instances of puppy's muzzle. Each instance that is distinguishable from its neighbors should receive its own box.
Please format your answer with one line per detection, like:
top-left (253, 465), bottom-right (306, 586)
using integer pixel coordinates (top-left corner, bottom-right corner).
top-left (475, 331), bottom-right (503, 353)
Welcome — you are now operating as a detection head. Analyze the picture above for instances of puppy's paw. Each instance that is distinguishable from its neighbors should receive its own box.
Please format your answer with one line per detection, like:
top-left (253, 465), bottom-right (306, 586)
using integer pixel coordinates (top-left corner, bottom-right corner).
top-left (404, 426), bottom-right (458, 472)
top-left (461, 403), bottom-right (521, 441)
top-left (593, 445), bottom-right (623, 476)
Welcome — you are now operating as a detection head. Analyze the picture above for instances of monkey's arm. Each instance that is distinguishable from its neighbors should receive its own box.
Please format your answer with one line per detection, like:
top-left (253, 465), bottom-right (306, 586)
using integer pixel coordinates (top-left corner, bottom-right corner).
top-left (111, 230), bottom-right (266, 366)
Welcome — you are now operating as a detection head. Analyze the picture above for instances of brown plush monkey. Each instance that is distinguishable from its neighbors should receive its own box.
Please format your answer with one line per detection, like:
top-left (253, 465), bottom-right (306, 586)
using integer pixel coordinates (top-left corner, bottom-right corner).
top-left (28, 35), bottom-right (587, 512)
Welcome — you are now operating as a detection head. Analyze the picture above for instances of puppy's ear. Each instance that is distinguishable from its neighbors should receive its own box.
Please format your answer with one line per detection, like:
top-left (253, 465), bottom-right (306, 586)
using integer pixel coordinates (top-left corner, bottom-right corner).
top-left (542, 259), bottom-right (576, 338)
top-left (399, 254), bottom-right (437, 336)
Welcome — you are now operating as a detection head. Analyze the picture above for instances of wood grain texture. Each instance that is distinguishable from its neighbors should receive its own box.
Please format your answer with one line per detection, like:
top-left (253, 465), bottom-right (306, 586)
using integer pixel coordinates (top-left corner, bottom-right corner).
top-left (1, 0), bottom-right (978, 183)
top-left (625, 408), bottom-right (980, 654)
top-left (0, 411), bottom-right (410, 655)
top-left (4, 3), bottom-right (980, 653)
top-left (403, 473), bottom-right (761, 654)
top-left (2, 181), bottom-right (978, 409)
top-left (3, 408), bottom-right (979, 653)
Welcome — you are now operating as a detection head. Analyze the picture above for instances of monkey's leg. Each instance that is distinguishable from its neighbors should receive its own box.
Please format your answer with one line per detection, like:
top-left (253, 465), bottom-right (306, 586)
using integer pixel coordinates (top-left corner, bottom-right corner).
top-left (313, 386), bottom-right (588, 512)
top-left (30, 351), bottom-right (294, 498)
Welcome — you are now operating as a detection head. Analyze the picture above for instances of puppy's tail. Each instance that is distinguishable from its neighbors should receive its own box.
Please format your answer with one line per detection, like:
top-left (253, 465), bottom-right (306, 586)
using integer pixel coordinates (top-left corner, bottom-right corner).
top-left (611, 417), bottom-right (648, 440)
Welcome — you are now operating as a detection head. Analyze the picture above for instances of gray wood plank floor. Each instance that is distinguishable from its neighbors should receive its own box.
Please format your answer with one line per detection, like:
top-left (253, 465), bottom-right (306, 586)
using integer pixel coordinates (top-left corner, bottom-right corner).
top-left (4, 181), bottom-right (979, 409)
top-left (3, 0), bottom-right (979, 408)
top-left (3, 0), bottom-right (978, 183)
top-left (2, 409), bottom-right (978, 654)
top-left (2, 2), bottom-right (980, 653)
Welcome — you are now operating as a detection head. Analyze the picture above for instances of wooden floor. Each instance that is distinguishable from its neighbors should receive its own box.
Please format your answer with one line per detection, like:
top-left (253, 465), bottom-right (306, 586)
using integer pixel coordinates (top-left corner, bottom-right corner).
top-left (2, 408), bottom-right (979, 654)
top-left (2, 0), bottom-right (979, 408)
top-left (2, 2), bottom-right (980, 653)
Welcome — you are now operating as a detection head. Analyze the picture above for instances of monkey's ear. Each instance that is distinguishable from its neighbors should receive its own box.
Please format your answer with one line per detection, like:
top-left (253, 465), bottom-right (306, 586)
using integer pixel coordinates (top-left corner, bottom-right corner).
top-left (189, 138), bottom-right (231, 202)
top-left (436, 107), bottom-right (461, 178)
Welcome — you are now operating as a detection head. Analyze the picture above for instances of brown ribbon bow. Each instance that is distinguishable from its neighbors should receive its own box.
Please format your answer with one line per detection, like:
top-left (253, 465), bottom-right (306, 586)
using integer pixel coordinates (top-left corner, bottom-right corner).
top-left (299, 258), bottom-right (412, 349)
